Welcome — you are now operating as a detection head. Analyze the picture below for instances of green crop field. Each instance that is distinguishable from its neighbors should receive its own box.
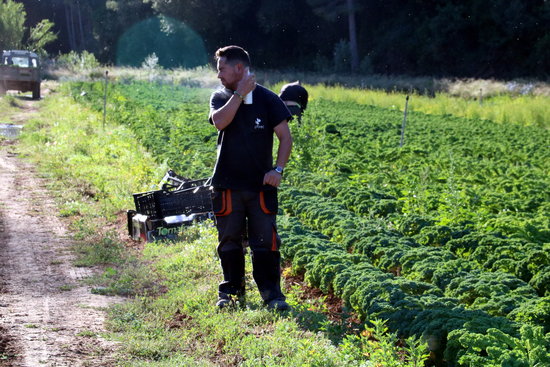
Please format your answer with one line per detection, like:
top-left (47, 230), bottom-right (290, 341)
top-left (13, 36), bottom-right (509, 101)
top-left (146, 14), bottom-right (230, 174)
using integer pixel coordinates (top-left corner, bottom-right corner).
top-left (65, 80), bottom-right (550, 366)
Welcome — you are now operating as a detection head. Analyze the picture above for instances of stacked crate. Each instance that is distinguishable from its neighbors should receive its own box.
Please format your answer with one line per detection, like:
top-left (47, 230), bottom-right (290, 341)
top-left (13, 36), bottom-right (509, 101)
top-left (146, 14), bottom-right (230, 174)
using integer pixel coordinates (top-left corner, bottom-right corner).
top-left (128, 171), bottom-right (213, 242)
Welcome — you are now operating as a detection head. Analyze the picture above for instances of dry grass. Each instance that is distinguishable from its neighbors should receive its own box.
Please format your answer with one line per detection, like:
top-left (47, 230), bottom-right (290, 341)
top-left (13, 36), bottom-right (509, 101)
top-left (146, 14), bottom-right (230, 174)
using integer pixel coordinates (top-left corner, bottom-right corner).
top-left (44, 65), bottom-right (549, 98)
top-left (442, 78), bottom-right (550, 98)
top-left (45, 65), bottom-right (219, 89)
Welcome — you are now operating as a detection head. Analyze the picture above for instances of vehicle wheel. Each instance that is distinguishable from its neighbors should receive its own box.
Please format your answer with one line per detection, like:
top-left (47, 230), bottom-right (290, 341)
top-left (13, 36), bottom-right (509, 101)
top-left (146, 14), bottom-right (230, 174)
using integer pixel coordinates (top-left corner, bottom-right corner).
top-left (32, 82), bottom-right (41, 100)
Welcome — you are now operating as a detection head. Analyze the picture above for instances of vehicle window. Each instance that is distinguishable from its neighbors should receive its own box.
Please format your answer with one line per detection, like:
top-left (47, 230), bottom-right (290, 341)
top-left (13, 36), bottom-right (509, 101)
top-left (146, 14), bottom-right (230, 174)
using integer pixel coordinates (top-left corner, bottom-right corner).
top-left (11, 57), bottom-right (30, 67)
top-left (31, 58), bottom-right (38, 67)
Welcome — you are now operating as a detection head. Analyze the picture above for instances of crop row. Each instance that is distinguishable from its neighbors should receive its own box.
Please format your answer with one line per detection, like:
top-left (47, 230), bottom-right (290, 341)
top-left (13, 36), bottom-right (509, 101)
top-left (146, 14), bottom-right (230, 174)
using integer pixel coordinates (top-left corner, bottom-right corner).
top-left (281, 182), bottom-right (549, 291)
top-left (289, 99), bottom-right (549, 241)
top-left (281, 188), bottom-right (549, 320)
top-left (278, 216), bottom-right (549, 366)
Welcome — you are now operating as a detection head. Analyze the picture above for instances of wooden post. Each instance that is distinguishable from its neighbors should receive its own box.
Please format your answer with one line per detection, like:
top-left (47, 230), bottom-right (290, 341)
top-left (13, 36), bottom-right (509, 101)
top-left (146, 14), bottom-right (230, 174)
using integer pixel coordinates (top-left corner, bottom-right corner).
top-left (400, 95), bottom-right (409, 147)
top-left (103, 70), bottom-right (108, 129)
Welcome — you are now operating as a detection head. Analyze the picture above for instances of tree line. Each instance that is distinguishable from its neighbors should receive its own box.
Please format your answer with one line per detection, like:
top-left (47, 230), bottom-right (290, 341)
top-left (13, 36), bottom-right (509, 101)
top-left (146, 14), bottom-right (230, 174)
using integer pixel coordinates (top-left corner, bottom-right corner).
top-left (3, 0), bottom-right (549, 79)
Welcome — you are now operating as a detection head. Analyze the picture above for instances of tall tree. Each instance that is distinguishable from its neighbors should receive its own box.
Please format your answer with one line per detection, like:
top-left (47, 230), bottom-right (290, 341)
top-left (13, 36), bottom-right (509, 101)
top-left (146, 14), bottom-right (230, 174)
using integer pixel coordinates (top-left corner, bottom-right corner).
top-left (14, 0), bottom-right (548, 78)
top-left (255, 0), bottom-right (337, 70)
top-left (346, 0), bottom-right (359, 72)
top-left (27, 19), bottom-right (58, 56)
top-left (145, 0), bottom-right (254, 50)
top-left (63, 0), bottom-right (93, 52)
top-left (0, 0), bottom-right (57, 55)
top-left (93, 0), bottom-right (155, 62)
top-left (0, 0), bottom-right (26, 50)
top-left (308, 0), bottom-right (360, 72)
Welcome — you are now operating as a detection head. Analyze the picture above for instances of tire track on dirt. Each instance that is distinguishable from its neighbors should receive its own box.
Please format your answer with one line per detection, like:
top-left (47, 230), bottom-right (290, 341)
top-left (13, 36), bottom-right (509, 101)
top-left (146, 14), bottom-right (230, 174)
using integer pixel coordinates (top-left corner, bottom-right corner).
top-left (0, 100), bottom-right (121, 366)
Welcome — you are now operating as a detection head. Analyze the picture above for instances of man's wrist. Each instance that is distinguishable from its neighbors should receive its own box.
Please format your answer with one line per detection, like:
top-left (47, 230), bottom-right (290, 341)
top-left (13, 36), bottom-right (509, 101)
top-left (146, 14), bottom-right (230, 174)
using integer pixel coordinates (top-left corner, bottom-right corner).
top-left (273, 166), bottom-right (284, 174)
top-left (233, 91), bottom-right (244, 100)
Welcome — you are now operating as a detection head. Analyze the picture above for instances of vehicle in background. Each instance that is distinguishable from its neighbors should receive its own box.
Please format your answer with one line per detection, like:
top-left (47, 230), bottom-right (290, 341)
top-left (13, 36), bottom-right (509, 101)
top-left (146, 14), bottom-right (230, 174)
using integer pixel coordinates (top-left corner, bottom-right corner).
top-left (0, 50), bottom-right (41, 100)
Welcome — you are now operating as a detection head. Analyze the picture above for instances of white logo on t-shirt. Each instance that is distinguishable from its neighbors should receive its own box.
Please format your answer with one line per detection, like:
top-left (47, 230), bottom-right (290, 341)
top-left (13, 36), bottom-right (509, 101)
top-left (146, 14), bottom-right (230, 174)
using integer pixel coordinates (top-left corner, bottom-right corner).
top-left (254, 118), bottom-right (264, 130)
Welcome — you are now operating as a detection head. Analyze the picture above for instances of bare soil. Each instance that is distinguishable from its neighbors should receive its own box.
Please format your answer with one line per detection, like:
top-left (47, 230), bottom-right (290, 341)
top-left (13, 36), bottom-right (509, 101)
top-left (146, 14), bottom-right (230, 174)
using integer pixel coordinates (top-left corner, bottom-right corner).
top-left (0, 95), bottom-right (121, 366)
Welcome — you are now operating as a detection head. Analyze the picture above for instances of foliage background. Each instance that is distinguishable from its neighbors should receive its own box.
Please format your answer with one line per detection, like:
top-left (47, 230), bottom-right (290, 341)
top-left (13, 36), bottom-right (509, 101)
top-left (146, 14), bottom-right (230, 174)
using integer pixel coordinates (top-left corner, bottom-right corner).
top-left (10, 0), bottom-right (550, 78)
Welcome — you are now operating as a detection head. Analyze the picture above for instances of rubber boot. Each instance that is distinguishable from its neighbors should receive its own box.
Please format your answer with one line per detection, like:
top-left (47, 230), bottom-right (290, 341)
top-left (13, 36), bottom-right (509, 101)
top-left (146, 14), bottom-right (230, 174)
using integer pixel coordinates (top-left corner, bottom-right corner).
top-left (251, 250), bottom-right (285, 304)
top-left (218, 249), bottom-right (246, 298)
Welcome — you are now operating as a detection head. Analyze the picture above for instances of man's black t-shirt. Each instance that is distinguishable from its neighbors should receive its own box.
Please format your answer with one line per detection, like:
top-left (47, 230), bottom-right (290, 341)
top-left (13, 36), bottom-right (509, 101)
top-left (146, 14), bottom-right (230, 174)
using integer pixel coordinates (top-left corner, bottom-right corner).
top-left (209, 84), bottom-right (291, 191)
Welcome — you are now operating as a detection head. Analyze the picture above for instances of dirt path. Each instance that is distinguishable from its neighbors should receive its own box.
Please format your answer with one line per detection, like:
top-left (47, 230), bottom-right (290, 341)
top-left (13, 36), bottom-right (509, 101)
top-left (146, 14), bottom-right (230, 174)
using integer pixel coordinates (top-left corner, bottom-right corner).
top-left (0, 96), bottom-right (121, 366)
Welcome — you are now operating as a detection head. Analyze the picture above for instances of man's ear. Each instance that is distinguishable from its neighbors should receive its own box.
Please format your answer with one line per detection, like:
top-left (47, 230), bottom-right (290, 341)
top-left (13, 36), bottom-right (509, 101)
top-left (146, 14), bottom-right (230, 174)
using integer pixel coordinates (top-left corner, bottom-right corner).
top-left (235, 62), bottom-right (245, 74)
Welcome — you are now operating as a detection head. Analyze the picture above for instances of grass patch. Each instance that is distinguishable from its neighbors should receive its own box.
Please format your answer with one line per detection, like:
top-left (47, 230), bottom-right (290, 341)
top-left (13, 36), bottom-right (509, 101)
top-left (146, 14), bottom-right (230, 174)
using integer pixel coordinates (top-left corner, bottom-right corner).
top-left (105, 224), bottom-right (427, 366)
top-left (14, 91), bottom-right (165, 297)
top-left (46, 64), bottom-right (550, 98)
top-left (107, 224), bottom-right (348, 366)
top-left (73, 233), bottom-right (125, 267)
top-left (59, 284), bottom-right (77, 292)
top-left (2, 95), bottom-right (21, 108)
top-left (17, 92), bottom-right (164, 216)
top-left (0, 95), bottom-right (22, 127)
top-left (89, 260), bottom-right (165, 297)
top-left (76, 330), bottom-right (97, 338)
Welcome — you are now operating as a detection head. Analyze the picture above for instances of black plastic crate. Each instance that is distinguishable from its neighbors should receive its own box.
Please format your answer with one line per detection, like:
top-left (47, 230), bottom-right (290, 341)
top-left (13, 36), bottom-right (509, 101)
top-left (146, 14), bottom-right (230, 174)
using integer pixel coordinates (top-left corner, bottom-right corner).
top-left (158, 185), bottom-right (213, 217)
top-left (133, 191), bottom-right (159, 218)
top-left (133, 184), bottom-right (213, 219)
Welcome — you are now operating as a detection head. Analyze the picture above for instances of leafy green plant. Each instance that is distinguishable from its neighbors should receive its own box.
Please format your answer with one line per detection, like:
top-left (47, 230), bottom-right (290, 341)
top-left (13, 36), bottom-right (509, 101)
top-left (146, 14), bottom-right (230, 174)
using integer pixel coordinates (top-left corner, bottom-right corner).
top-left (340, 319), bottom-right (429, 366)
top-left (448, 324), bottom-right (550, 367)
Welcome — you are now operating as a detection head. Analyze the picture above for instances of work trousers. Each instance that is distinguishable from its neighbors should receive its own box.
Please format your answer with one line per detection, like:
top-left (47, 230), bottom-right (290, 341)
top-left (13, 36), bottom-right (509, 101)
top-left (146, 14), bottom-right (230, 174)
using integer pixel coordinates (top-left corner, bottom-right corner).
top-left (212, 188), bottom-right (285, 303)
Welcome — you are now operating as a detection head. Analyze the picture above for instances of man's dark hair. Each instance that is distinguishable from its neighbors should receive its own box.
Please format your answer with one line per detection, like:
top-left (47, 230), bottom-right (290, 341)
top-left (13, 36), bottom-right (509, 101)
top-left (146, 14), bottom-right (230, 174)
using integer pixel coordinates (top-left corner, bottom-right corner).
top-left (215, 45), bottom-right (251, 67)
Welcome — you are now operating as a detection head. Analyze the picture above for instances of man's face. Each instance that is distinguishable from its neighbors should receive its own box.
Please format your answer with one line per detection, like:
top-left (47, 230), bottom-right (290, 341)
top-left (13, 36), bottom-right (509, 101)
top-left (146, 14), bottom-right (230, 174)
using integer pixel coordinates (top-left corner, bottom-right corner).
top-left (216, 57), bottom-right (242, 90)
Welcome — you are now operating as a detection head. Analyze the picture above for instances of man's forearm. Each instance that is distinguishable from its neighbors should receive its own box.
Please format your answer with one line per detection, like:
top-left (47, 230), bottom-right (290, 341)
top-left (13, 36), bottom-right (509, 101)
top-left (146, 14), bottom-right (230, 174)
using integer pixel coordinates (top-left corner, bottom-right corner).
top-left (211, 94), bottom-right (242, 130)
top-left (275, 134), bottom-right (292, 168)
top-left (263, 121), bottom-right (292, 187)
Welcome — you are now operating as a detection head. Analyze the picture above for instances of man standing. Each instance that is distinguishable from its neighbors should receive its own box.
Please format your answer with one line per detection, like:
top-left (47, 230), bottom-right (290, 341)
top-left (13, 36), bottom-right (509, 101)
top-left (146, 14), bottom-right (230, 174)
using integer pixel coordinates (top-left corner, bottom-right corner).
top-left (209, 45), bottom-right (292, 311)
